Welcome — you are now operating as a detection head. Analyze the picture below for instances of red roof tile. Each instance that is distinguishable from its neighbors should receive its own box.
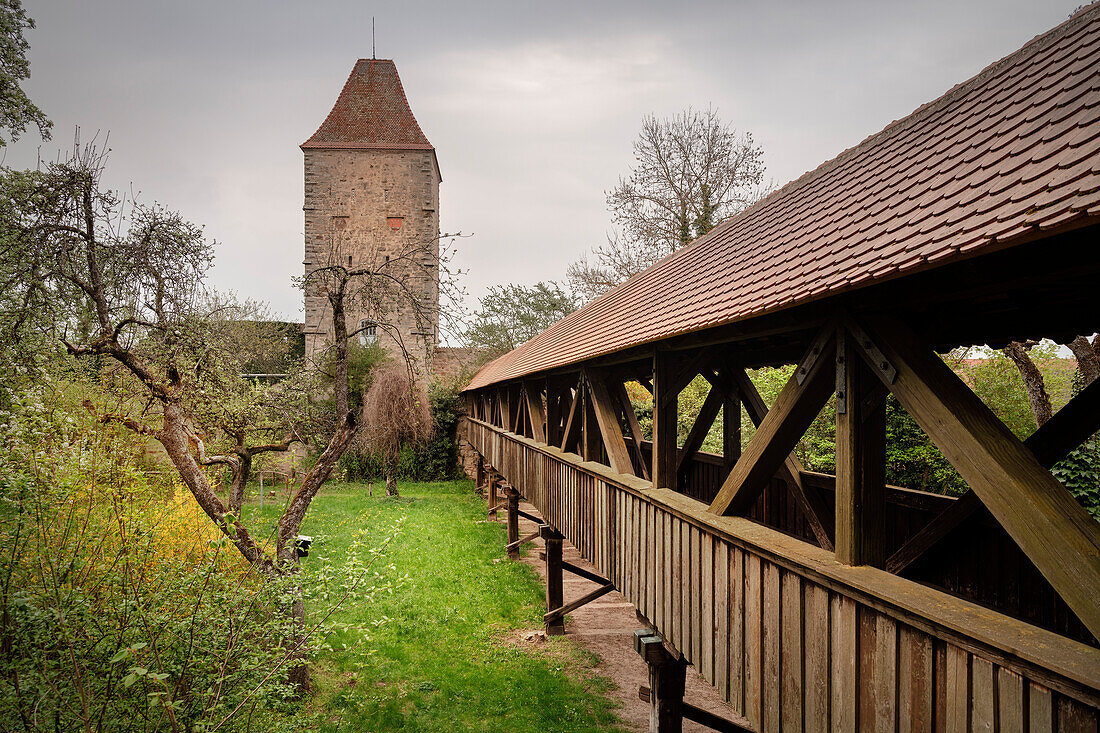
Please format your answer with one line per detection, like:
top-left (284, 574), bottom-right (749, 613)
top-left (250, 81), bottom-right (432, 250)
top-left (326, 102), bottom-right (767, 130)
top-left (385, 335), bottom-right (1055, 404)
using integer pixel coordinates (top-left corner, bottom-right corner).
top-left (302, 59), bottom-right (434, 151)
top-left (466, 5), bottom-right (1100, 392)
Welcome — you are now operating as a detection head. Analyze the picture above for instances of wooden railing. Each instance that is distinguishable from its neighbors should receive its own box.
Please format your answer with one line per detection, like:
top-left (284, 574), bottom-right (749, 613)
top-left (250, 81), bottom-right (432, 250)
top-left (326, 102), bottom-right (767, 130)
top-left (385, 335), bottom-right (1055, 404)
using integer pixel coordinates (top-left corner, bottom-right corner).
top-left (467, 417), bottom-right (1100, 731)
top-left (624, 439), bottom-right (1096, 646)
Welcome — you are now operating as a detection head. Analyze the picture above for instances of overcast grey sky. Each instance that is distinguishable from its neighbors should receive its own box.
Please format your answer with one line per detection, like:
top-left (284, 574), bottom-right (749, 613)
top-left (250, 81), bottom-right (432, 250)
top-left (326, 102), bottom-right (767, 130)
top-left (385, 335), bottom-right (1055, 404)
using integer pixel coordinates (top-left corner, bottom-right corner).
top-left (7, 0), bottom-right (1083, 322)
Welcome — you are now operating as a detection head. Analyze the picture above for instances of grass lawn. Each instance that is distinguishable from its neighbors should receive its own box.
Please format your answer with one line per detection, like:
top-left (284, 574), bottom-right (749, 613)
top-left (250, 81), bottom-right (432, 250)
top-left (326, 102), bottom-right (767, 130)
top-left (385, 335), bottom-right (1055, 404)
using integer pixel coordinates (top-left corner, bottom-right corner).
top-left (243, 479), bottom-right (627, 732)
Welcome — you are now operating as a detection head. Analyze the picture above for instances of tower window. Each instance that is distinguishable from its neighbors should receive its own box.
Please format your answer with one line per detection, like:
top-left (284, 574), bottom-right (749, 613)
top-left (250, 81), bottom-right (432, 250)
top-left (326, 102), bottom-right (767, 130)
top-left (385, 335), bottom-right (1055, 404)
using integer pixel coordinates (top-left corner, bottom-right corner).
top-left (387, 216), bottom-right (403, 230)
top-left (359, 319), bottom-right (377, 346)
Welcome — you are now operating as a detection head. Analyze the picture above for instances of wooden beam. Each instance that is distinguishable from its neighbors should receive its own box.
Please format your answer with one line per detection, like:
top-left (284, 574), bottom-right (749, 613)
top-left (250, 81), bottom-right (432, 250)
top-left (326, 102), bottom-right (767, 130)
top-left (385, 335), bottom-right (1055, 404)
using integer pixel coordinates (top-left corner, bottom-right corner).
top-left (638, 687), bottom-right (753, 733)
top-left (835, 327), bottom-right (887, 566)
top-left (587, 369), bottom-right (635, 475)
top-left (562, 560), bottom-right (610, 585)
top-left (561, 381), bottom-right (583, 453)
top-left (722, 368), bottom-right (741, 474)
top-left (653, 351), bottom-right (679, 491)
top-left (886, 378), bottom-right (1100, 575)
top-left (676, 384), bottom-right (724, 487)
top-left (716, 366), bottom-right (835, 548)
top-left (500, 388), bottom-right (512, 432)
top-left (1025, 376), bottom-right (1100, 468)
top-left (541, 524), bottom-right (565, 635)
top-left (544, 583), bottom-right (615, 624)
top-left (524, 380), bottom-right (546, 443)
top-left (709, 327), bottom-right (836, 517)
top-left (505, 529), bottom-right (540, 554)
top-left (860, 316), bottom-right (1100, 639)
top-left (581, 380), bottom-right (602, 462)
top-left (612, 380), bottom-right (650, 480)
top-left (886, 491), bottom-right (983, 574)
top-left (546, 377), bottom-right (564, 447)
top-left (659, 347), bottom-right (714, 408)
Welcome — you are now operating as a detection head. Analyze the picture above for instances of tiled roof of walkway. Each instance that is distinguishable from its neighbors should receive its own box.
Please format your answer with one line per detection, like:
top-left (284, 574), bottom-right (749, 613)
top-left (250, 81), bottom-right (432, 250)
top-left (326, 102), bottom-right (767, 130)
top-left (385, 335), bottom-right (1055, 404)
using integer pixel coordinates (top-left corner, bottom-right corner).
top-left (466, 5), bottom-right (1100, 391)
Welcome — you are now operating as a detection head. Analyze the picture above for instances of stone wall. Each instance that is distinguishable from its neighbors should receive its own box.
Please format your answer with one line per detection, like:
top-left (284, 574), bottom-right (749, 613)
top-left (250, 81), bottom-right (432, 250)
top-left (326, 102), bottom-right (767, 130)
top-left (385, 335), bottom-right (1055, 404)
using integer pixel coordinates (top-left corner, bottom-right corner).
top-left (303, 148), bottom-right (440, 379)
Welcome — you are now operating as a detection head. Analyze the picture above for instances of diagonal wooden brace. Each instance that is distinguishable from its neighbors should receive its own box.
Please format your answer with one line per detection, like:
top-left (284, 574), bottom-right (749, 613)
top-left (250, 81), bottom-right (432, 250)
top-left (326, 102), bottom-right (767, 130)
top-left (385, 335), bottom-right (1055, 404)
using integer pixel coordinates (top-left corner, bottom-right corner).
top-left (859, 316), bottom-right (1100, 639)
top-left (543, 583), bottom-right (615, 624)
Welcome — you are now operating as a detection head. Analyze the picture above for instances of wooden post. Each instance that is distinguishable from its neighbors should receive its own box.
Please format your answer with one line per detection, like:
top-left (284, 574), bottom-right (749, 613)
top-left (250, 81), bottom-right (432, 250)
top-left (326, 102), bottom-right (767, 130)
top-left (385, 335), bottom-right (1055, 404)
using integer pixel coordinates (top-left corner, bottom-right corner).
top-left (835, 327), bottom-right (887, 566)
top-left (506, 486), bottom-right (520, 559)
top-left (652, 351), bottom-right (678, 491)
top-left (722, 373), bottom-right (741, 475)
top-left (581, 379), bottom-right (602, 462)
top-left (635, 631), bottom-right (687, 732)
top-left (541, 524), bottom-right (565, 635)
top-left (546, 377), bottom-right (563, 447)
top-left (488, 475), bottom-right (499, 521)
top-left (475, 454), bottom-right (485, 495)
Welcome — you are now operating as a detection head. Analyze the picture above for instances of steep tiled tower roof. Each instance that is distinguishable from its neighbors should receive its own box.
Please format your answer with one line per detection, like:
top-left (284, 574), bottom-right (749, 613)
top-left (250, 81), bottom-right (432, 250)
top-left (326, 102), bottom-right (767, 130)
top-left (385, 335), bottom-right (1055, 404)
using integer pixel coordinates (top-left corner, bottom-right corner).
top-left (302, 59), bottom-right (435, 151)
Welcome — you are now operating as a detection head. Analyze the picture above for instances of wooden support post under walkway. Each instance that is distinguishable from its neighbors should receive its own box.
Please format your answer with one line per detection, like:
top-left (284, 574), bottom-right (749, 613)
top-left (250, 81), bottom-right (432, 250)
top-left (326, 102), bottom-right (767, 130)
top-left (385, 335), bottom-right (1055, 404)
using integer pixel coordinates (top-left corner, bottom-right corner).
top-left (540, 524), bottom-right (565, 636)
top-left (635, 631), bottom-right (688, 733)
top-left (637, 688), bottom-right (752, 733)
top-left (506, 486), bottom-right (520, 559)
top-left (487, 475), bottom-right (499, 519)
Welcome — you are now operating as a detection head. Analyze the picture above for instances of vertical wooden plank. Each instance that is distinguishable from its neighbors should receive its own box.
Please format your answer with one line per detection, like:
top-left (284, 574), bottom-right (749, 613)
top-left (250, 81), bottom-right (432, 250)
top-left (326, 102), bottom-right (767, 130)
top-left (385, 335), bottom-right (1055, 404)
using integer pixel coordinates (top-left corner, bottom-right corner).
top-left (714, 540), bottom-right (730, 700)
top-left (1029, 683), bottom-right (1053, 733)
top-left (745, 553), bottom-right (763, 731)
top-left (874, 614), bottom-right (897, 731)
top-left (1057, 696), bottom-right (1100, 733)
top-left (693, 525), bottom-right (704, 666)
top-left (670, 518), bottom-right (682, 650)
top-left (660, 508), bottom-right (668, 633)
top-left (680, 523), bottom-right (689, 659)
top-left (702, 533), bottom-right (715, 684)
top-left (996, 668), bottom-right (1024, 733)
top-left (763, 561), bottom-right (781, 733)
top-left (642, 501), bottom-right (651, 616)
top-left (831, 595), bottom-right (857, 733)
top-left (898, 625), bottom-right (933, 733)
top-left (858, 609), bottom-right (876, 730)
top-left (835, 329), bottom-right (887, 566)
top-left (731, 546), bottom-right (745, 714)
top-left (944, 645), bottom-right (970, 733)
top-left (804, 584), bottom-right (829, 733)
top-left (970, 657), bottom-right (995, 731)
top-left (781, 570), bottom-right (804, 731)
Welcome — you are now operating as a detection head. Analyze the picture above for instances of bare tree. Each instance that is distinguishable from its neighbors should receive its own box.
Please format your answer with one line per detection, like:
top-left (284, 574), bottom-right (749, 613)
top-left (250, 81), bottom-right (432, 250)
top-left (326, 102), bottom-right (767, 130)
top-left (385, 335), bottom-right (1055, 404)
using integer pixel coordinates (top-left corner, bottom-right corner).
top-left (568, 107), bottom-right (767, 301)
top-left (361, 364), bottom-right (433, 497)
top-left (1004, 336), bottom-right (1098, 428)
top-left (0, 144), bottom-right (451, 692)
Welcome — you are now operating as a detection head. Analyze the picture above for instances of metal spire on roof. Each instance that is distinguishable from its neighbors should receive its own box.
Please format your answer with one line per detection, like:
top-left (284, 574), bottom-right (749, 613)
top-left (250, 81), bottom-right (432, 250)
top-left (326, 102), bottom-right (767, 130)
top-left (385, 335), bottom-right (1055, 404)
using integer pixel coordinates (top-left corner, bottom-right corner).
top-left (372, 17), bottom-right (376, 60)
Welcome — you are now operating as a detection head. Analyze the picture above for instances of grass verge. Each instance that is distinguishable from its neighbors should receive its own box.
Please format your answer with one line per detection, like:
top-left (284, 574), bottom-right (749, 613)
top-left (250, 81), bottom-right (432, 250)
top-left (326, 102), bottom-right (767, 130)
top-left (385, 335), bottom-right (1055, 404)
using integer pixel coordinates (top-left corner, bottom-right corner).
top-left (243, 479), bottom-right (627, 732)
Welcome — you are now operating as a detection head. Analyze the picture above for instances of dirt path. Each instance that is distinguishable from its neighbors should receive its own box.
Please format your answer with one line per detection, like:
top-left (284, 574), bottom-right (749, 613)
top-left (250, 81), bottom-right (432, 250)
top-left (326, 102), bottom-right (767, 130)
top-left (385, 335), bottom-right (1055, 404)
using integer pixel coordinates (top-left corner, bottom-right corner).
top-left (509, 501), bottom-right (750, 732)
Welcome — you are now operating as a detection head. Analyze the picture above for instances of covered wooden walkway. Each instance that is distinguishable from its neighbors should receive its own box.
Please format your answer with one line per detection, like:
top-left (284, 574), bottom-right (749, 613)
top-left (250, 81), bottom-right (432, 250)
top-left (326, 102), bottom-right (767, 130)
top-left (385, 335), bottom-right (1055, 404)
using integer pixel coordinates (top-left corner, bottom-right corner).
top-left (463, 7), bottom-right (1100, 731)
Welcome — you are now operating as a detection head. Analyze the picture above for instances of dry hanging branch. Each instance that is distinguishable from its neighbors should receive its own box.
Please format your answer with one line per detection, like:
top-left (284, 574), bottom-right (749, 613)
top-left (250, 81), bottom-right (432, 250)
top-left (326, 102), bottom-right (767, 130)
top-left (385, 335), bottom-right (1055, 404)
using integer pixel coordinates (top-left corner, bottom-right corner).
top-left (361, 364), bottom-right (433, 496)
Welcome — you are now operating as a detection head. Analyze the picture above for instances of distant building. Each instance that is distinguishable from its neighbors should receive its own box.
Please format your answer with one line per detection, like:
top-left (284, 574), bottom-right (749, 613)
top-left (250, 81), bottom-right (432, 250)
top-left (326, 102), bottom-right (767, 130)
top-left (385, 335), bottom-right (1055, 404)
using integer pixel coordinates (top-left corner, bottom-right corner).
top-left (301, 59), bottom-right (441, 376)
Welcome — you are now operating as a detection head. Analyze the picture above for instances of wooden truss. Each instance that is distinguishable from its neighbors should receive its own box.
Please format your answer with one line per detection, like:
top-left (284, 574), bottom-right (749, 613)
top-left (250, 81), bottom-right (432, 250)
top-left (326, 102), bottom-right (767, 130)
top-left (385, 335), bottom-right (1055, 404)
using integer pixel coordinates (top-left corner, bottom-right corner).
top-left (470, 314), bottom-right (1100, 639)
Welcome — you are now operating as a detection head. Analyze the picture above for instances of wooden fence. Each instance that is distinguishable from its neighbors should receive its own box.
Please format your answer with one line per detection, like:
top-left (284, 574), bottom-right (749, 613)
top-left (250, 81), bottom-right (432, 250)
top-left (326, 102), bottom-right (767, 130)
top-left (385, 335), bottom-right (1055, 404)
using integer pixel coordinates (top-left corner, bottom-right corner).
top-left (468, 417), bottom-right (1100, 731)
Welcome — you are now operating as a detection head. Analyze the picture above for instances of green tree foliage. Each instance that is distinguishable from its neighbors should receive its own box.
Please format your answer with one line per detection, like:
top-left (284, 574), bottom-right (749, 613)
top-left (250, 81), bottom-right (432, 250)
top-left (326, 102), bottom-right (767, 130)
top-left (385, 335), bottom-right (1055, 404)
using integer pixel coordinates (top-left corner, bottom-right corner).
top-left (464, 281), bottom-right (576, 357)
top-left (0, 0), bottom-right (50, 146)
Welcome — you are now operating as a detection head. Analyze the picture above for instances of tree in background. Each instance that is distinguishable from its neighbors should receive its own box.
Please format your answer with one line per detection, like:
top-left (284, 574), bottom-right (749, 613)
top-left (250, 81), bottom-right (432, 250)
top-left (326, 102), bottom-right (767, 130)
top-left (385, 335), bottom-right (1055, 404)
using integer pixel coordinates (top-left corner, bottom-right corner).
top-left (568, 107), bottom-right (767, 301)
top-left (361, 364), bottom-right (433, 496)
top-left (464, 281), bottom-right (576, 357)
top-left (0, 144), bottom-right (415, 691)
top-left (0, 0), bottom-right (50, 146)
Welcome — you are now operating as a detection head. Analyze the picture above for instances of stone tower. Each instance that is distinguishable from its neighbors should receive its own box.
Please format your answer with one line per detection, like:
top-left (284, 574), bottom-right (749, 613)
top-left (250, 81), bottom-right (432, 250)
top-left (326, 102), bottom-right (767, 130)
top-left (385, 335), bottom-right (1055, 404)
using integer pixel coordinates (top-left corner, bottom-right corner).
top-left (301, 59), bottom-right (441, 375)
